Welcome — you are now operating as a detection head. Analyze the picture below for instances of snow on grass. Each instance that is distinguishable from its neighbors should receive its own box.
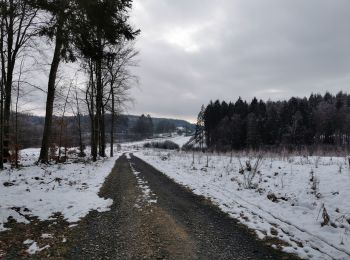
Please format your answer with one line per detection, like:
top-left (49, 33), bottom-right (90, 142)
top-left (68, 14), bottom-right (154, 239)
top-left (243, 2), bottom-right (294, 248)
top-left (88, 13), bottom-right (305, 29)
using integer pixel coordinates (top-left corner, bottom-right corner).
top-left (0, 148), bottom-right (120, 232)
top-left (121, 134), bottom-right (192, 152)
top-left (41, 233), bottom-right (53, 239)
top-left (25, 240), bottom-right (50, 255)
top-left (136, 149), bottom-right (350, 260)
top-left (128, 154), bottom-right (157, 207)
top-left (168, 135), bottom-right (193, 147)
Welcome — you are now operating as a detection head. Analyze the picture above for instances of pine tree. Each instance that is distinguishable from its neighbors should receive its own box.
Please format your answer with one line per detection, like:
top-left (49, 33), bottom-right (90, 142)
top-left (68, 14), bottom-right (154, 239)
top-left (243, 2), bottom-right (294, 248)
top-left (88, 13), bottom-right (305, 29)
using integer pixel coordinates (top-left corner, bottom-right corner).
top-left (195, 105), bottom-right (205, 149)
top-left (246, 113), bottom-right (260, 148)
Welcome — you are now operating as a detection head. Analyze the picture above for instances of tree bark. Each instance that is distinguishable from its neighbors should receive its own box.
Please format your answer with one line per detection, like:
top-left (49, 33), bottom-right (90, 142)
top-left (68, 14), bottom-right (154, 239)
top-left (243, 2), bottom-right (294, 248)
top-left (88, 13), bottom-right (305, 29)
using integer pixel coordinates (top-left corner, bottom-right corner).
top-left (14, 58), bottom-right (24, 168)
top-left (0, 78), bottom-right (3, 170)
top-left (110, 87), bottom-right (114, 157)
top-left (87, 61), bottom-right (97, 161)
top-left (39, 29), bottom-right (63, 163)
top-left (57, 84), bottom-right (71, 162)
top-left (100, 105), bottom-right (106, 156)
top-left (3, 65), bottom-right (14, 158)
top-left (3, 0), bottom-right (14, 159)
top-left (75, 90), bottom-right (84, 157)
top-left (96, 34), bottom-right (105, 157)
top-left (0, 16), bottom-right (5, 169)
top-left (92, 111), bottom-right (99, 160)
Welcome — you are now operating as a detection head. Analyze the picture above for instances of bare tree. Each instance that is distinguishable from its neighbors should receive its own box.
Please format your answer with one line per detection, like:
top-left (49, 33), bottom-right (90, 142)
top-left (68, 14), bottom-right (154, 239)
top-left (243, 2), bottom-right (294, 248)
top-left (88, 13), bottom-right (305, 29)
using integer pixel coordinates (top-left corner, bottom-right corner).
top-left (73, 85), bottom-right (85, 157)
top-left (0, 78), bottom-right (3, 169)
top-left (84, 59), bottom-right (98, 161)
top-left (56, 82), bottom-right (72, 162)
top-left (0, 11), bottom-right (5, 169)
top-left (0, 0), bottom-right (38, 159)
top-left (13, 56), bottom-right (25, 167)
top-left (37, 0), bottom-right (71, 163)
top-left (103, 42), bottom-right (138, 157)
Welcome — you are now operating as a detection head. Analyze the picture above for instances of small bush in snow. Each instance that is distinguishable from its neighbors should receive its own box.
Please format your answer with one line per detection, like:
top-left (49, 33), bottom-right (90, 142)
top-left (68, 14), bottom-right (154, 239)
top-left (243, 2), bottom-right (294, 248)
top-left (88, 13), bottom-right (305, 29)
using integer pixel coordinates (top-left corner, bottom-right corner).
top-left (314, 156), bottom-right (321, 168)
top-left (238, 155), bottom-right (264, 189)
top-left (337, 161), bottom-right (343, 173)
top-left (160, 154), bottom-right (170, 161)
top-left (335, 213), bottom-right (350, 226)
top-left (310, 170), bottom-right (321, 198)
top-left (144, 140), bottom-right (180, 150)
top-left (318, 204), bottom-right (330, 227)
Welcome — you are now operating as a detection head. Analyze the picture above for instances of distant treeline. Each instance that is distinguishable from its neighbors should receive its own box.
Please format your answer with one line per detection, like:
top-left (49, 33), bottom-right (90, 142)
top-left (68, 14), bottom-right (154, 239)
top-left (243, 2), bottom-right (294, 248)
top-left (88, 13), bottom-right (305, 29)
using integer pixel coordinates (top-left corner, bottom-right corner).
top-left (14, 113), bottom-right (194, 149)
top-left (196, 92), bottom-right (350, 151)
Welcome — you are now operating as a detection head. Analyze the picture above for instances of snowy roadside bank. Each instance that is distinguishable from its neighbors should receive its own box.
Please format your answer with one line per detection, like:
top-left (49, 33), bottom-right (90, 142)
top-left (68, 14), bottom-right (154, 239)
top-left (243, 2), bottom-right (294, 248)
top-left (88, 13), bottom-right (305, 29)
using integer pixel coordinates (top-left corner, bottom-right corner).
top-left (0, 148), bottom-right (120, 232)
top-left (136, 149), bottom-right (350, 260)
top-left (120, 135), bottom-right (192, 154)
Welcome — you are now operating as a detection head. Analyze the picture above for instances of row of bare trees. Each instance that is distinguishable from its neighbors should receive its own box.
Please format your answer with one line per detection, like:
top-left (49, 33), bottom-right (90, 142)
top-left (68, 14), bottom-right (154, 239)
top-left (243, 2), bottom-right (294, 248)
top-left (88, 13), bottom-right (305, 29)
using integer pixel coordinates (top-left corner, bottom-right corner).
top-left (85, 42), bottom-right (138, 161)
top-left (0, 0), bottom-right (39, 168)
top-left (0, 0), bottom-right (139, 168)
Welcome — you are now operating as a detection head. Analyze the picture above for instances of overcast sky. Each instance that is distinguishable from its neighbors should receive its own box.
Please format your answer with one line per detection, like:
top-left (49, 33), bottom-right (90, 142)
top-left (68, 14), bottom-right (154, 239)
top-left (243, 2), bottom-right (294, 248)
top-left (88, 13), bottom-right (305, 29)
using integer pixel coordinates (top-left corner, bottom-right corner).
top-left (128, 0), bottom-right (350, 122)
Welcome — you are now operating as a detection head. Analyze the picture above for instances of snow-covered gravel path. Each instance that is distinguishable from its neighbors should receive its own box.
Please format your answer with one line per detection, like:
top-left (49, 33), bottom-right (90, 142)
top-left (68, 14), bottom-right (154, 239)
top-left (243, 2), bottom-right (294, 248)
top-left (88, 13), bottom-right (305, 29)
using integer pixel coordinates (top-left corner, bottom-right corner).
top-left (136, 149), bottom-right (350, 260)
top-left (64, 154), bottom-right (294, 259)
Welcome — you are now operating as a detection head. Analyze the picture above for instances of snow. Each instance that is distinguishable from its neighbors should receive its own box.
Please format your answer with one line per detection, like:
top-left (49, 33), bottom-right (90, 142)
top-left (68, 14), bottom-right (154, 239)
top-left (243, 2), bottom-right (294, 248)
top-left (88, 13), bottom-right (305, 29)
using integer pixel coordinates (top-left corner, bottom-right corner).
top-left (3, 136), bottom-right (348, 259)
top-left (0, 148), bottom-right (120, 232)
top-left (136, 150), bottom-right (350, 260)
top-left (169, 135), bottom-right (193, 147)
top-left (129, 154), bottom-right (157, 207)
top-left (121, 134), bottom-right (192, 152)
top-left (25, 240), bottom-right (50, 255)
top-left (41, 233), bottom-right (53, 239)
top-left (23, 239), bottom-right (34, 245)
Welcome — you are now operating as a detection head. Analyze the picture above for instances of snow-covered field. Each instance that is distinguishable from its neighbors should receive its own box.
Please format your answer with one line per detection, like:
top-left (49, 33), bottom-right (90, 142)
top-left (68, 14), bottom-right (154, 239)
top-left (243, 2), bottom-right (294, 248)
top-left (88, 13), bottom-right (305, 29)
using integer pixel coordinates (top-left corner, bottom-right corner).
top-left (3, 134), bottom-right (348, 259)
top-left (121, 134), bottom-right (192, 152)
top-left (136, 148), bottom-right (350, 260)
top-left (0, 148), bottom-right (120, 232)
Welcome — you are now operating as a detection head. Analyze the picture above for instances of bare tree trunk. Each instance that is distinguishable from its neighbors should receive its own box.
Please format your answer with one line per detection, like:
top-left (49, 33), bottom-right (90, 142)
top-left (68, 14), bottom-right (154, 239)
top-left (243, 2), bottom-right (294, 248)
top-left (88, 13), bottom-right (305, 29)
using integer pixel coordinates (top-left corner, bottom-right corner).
top-left (96, 34), bottom-right (105, 157)
top-left (89, 107), bottom-right (97, 161)
top-left (110, 87), bottom-right (114, 157)
top-left (0, 14), bottom-right (4, 169)
top-left (93, 74), bottom-right (98, 161)
top-left (3, 0), bottom-right (14, 159)
top-left (15, 88), bottom-right (19, 168)
top-left (14, 58), bottom-right (24, 168)
top-left (3, 65), bottom-right (14, 159)
top-left (77, 114), bottom-right (83, 156)
top-left (100, 106), bottom-right (106, 157)
top-left (87, 62), bottom-right (98, 161)
top-left (57, 84), bottom-right (71, 162)
top-left (2, 0), bottom-right (37, 160)
top-left (91, 109), bottom-right (97, 161)
top-left (75, 89), bottom-right (84, 157)
top-left (92, 112), bottom-right (98, 160)
top-left (39, 29), bottom-right (63, 163)
top-left (0, 78), bottom-right (3, 170)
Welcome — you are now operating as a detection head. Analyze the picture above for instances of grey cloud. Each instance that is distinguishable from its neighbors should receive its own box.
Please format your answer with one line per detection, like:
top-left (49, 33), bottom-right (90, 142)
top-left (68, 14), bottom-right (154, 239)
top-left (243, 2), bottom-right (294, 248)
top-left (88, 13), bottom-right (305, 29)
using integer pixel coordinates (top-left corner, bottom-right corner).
top-left (130, 0), bottom-right (350, 122)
